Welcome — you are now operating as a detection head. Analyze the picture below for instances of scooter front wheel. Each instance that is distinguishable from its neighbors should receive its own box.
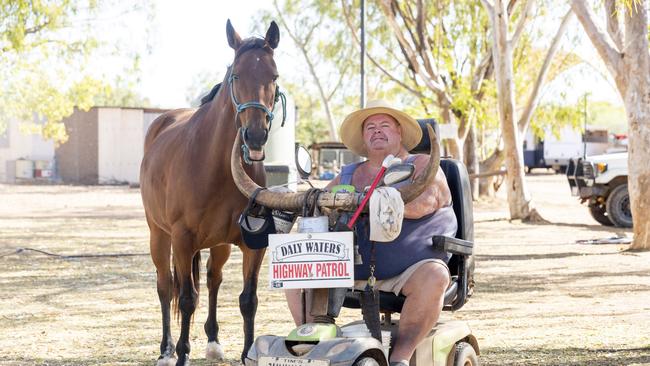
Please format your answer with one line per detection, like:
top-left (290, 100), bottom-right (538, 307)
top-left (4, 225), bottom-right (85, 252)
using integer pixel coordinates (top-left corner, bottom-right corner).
top-left (353, 357), bottom-right (380, 366)
top-left (453, 342), bottom-right (479, 366)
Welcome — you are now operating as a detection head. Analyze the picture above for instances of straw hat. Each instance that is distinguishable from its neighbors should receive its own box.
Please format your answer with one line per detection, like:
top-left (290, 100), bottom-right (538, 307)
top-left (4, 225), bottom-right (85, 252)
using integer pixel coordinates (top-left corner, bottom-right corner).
top-left (339, 99), bottom-right (422, 157)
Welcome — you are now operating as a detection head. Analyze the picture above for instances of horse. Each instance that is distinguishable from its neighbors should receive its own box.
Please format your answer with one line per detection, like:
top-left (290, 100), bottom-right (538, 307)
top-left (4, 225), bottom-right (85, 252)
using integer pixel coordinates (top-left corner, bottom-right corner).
top-left (139, 20), bottom-right (281, 366)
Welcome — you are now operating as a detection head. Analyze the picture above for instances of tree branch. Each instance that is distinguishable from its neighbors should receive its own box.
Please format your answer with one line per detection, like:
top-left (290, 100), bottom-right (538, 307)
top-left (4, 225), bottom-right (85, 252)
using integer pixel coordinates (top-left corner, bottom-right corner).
top-left (517, 9), bottom-right (574, 133)
top-left (571, 0), bottom-right (623, 85)
top-left (414, 0), bottom-right (441, 87)
top-left (481, 0), bottom-right (494, 14)
top-left (623, 0), bottom-right (650, 89)
top-left (604, 0), bottom-right (623, 51)
top-left (273, 1), bottom-right (337, 140)
top-left (378, 0), bottom-right (447, 94)
top-left (24, 20), bottom-right (52, 36)
top-left (509, 0), bottom-right (533, 48)
top-left (340, 1), bottom-right (427, 100)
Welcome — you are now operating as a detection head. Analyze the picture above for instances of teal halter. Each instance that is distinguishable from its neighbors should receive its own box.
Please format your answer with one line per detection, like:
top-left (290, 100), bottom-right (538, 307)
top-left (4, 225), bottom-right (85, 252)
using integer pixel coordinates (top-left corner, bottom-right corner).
top-left (228, 72), bottom-right (287, 164)
top-left (228, 73), bottom-right (287, 129)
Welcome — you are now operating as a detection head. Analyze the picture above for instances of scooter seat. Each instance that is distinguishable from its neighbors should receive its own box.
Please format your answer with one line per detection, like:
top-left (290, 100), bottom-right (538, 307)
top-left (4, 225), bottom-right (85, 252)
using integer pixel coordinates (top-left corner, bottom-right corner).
top-left (342, 276), bottom-right (459, 314)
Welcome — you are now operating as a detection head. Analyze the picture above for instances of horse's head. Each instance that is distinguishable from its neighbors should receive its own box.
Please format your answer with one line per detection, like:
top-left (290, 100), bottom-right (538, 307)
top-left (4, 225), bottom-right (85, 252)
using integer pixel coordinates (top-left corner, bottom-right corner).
top-left (226, 20), bottom-right (281, 161)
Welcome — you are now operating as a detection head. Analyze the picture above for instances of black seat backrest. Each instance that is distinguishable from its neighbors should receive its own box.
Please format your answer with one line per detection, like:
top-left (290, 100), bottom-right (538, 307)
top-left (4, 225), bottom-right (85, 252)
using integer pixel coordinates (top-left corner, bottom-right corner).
top-left (440, 159), bottom-right (474, 242)
top-left (412, 119), bottom-right (442, 153)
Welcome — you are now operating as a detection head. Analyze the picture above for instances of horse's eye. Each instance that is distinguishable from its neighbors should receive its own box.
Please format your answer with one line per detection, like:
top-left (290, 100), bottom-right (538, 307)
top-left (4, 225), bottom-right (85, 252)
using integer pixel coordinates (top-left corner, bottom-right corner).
top-left (272, 75), bottom-right (279, 82)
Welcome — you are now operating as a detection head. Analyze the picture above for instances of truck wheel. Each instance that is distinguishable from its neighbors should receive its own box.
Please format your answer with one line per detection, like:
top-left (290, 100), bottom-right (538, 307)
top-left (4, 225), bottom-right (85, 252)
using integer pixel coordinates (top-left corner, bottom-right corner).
top-left (606, 184), bottom-right (633, 228)
top-left (588, 202), bottom-right (613, 226)
top-left (453, 342), bottom-right (479, 366)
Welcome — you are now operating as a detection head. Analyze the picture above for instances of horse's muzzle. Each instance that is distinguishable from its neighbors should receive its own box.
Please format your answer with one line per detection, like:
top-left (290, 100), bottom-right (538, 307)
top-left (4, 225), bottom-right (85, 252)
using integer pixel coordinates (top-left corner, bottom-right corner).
top-left (242, 127), bottom-right (269, 152)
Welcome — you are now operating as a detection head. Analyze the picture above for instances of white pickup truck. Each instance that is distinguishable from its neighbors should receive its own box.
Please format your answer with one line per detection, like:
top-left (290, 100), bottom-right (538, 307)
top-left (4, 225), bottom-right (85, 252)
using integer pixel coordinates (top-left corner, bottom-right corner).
top-left (566, 152), bottom-right (632, 227)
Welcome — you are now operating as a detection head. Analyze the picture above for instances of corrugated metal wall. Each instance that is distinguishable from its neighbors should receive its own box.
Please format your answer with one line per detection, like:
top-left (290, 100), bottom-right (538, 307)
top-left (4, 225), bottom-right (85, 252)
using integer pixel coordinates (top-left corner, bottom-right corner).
top-left (97, 108), bottom-right (145, 184)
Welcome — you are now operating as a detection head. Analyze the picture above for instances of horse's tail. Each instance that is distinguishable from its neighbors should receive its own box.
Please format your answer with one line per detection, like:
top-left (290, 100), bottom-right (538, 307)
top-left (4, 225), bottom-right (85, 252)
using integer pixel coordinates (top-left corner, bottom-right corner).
top-left (171, 251), bottom-right (201, 322)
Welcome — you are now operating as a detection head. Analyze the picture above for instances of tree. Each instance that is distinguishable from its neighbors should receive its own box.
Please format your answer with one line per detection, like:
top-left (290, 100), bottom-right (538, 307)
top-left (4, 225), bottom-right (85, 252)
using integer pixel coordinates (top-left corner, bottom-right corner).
top-left (571, 0), bottom-right (650, 250)
top-left (0, 0), bottom-right (150, 143)
top-left (342, 0), bottom-right (575, 207)
top-left (256, 1), bottom-right (357, 141)
top-left (481, 0), bottom-right (573, 219)
top-left (259, 1), bottom-right (581, 206)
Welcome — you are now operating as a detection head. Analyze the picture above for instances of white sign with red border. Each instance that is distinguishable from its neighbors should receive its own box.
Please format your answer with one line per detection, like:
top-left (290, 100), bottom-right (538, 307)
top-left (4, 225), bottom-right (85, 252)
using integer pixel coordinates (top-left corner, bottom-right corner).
top-left (268, 232), bottom-right (354, 290)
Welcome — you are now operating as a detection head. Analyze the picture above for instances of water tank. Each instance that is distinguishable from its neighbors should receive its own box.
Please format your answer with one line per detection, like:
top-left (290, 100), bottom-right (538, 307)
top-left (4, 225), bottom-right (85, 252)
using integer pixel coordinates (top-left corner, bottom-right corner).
top-left (264, 96), bottom-right (297, 191)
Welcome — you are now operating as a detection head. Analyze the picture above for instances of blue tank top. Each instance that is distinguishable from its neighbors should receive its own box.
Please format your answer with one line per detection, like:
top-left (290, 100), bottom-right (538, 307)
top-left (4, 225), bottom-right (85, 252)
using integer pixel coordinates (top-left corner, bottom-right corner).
top-left (340, 157), bottom-right (457, 280)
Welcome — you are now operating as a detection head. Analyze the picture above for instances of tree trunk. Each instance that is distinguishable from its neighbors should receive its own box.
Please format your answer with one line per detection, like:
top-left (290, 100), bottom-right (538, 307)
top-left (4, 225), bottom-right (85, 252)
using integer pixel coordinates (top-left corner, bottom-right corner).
top-left (447, 137), bottom-right (463, 161)
top-left (488, 0), bottom-right (531, 219)
top-left (626, 101), bottom-right (650, 249)
top-left (464, 125), bottom-right (479, 200)
top-left (622, 3), bottom-right (650, 250)
top-left (479, 147), bottom-right (505, 197)
top-left (572, 0), bottom-right (650, 249)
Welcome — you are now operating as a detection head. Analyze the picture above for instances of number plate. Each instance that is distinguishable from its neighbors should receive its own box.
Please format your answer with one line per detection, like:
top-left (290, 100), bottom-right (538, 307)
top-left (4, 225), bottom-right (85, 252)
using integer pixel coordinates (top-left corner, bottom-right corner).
top-left (259, 356), bottom-right (329, 366)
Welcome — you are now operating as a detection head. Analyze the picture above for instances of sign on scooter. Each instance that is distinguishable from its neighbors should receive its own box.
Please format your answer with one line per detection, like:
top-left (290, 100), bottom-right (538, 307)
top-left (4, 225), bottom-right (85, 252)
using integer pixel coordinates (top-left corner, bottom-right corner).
top-left (259, 356), bottom-right (329, 366)
top-left (267, 232), bottom-right (354, 289)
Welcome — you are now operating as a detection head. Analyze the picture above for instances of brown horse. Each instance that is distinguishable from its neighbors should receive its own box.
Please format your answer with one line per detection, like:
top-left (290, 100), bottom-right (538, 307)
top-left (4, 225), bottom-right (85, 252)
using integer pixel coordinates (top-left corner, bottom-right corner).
top-left (140, 20), bottom-right (281, 365)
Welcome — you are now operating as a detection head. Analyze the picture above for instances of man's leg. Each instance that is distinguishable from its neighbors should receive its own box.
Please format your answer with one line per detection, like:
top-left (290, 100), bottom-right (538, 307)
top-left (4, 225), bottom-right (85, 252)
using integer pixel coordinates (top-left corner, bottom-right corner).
top-left (390, 262), bottom-right (450, 363)
top-left (285, 289), bottom-right (313, 326)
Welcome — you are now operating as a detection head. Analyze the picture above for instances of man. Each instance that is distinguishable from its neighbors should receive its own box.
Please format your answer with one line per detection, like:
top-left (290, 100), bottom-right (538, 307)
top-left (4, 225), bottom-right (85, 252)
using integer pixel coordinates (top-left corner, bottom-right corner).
top-left (287, 99), bottom-right (457, 366)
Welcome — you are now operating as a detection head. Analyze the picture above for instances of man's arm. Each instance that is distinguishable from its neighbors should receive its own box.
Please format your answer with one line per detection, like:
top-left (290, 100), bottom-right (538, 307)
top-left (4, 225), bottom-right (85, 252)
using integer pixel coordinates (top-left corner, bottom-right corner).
top-left (403, 154), bottom-right (452, 219)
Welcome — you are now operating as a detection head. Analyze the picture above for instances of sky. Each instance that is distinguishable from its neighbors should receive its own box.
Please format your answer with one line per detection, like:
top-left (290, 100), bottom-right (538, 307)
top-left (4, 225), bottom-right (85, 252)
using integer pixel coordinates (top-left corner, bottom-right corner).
top-left (138, 0), bottom-right (275, 108)
top-left (105, 1), bottom-right (624, 110)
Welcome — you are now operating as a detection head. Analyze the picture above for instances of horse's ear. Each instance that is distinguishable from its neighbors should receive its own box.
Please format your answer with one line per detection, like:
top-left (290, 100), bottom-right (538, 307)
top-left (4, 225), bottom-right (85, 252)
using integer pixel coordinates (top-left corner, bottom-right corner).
top-left (227, 19), bottom-right (242, 50)
top-left (265, 21), bottom-right (280, 49)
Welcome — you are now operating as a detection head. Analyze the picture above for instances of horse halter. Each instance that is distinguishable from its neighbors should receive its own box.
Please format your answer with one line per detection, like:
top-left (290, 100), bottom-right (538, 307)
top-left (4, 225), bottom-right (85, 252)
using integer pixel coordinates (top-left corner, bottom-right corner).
top-left (228, 72), bottom-right (287, 164)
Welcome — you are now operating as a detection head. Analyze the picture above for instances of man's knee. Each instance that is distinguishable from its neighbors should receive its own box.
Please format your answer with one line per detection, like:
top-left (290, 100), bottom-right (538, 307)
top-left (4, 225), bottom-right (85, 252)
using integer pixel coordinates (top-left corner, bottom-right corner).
top-left (403, 263), bottom-right (450, 297)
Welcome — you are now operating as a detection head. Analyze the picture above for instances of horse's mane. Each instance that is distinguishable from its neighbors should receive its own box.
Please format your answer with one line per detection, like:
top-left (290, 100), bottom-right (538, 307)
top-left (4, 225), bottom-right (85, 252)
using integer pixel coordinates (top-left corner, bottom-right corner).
top-left (200, 38), bottom-right (272, 106)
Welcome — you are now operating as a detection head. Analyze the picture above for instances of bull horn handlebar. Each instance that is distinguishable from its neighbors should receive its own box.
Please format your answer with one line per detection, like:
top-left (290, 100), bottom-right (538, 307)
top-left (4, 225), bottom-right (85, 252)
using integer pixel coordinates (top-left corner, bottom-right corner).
top-left (230, 124), bottom-right (440, 212)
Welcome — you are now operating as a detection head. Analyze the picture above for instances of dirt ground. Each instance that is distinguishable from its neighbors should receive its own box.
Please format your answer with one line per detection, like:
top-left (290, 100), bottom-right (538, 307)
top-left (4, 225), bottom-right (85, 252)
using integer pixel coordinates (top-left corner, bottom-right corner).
top-left (0, 172), bottom-right (649, 366)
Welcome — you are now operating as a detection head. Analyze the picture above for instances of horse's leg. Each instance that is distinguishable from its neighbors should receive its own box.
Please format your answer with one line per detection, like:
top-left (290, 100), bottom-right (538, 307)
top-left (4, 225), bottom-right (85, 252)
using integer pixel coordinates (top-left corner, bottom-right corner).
top-left (239, 245), bottom-right (266, 363)
top-left (149, 223), bottom-right (176, 366)
top-left (172, 228), bottom-right (200, 366)
top-left (204, 244), bottom-right (231, 361)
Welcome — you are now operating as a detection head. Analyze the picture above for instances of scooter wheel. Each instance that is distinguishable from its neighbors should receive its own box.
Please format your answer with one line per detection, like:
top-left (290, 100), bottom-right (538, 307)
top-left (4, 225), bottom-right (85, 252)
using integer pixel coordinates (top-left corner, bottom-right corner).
top-left (453, 342), bottom-right (479, 366)
top-left (353, 357), bottom-right (380, 366)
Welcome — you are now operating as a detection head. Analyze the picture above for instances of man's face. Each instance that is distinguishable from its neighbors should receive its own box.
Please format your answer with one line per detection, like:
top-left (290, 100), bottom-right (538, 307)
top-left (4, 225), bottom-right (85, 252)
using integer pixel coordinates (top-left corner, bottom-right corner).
top-left (362, 113), bottom-right (402, 154)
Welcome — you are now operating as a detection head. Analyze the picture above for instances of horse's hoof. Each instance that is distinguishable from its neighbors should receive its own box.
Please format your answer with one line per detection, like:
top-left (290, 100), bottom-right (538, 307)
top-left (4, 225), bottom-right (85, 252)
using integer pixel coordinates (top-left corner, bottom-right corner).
top-left (206, 341), bottom-right (225, 361)
top-left (156, 355), bottom-right (176, 366)
top-left (174, 354), bottom-right (189, 366)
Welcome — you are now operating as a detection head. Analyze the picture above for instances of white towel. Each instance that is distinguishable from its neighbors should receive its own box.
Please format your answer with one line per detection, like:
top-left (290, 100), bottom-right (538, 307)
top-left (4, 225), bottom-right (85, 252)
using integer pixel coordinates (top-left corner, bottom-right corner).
top-left (369, 187), bottom-right (404, 242)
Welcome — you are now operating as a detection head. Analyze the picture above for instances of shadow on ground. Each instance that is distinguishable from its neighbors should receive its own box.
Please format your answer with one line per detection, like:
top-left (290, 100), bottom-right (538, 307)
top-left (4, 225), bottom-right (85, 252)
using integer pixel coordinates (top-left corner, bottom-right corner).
top-left (481, 347), bottom-right (650, 366)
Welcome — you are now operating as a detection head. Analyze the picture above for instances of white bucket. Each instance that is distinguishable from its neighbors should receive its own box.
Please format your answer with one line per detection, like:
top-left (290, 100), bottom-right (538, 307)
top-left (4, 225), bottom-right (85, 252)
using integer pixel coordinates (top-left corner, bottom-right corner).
top-left (298, 216), bottom-right (329, 233)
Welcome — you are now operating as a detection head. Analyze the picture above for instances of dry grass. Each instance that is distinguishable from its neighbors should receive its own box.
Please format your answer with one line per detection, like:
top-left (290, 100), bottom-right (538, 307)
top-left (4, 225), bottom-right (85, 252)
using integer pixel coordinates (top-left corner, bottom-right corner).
top-left (0, 173), bottom-right (649, 365)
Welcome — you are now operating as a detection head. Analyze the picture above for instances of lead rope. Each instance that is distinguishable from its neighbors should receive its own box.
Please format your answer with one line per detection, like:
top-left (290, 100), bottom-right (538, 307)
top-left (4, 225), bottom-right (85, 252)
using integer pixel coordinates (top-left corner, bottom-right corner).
top-left (361, 221), bottom-right (382, 341)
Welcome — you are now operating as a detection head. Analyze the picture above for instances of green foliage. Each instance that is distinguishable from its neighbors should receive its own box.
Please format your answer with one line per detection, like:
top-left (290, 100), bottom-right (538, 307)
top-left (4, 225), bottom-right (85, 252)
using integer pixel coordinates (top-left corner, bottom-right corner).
top-left (584, 100), bottom-right (627, 134)
top-left (0, 0), bottom-right (150, 144)
top-left (529, 102), bottom-right (583, 139)
top-left (253, 0), bottom-right (361, 142)
top-left (252, 0), bottom-right (585, 157)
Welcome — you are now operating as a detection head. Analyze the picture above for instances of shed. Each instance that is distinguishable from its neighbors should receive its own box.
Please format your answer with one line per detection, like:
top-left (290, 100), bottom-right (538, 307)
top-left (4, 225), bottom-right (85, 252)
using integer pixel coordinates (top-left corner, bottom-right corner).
top-left (0, 118), bottom-right (55, 183)
top-left (56, 107), bottom-right (168, 184)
